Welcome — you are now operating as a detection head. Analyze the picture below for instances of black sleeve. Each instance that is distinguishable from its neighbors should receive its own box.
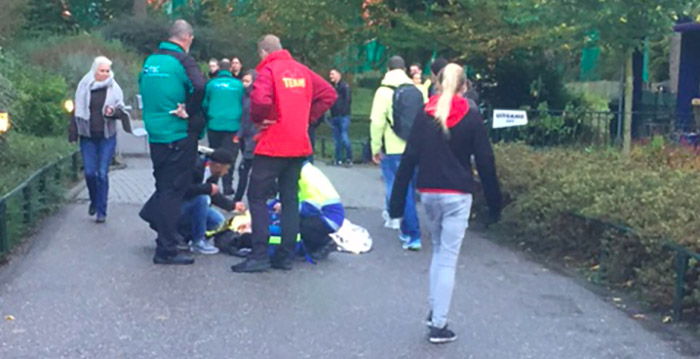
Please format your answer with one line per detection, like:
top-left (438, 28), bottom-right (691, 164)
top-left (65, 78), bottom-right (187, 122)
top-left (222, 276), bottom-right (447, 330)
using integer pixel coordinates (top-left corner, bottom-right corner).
top-left (388, 113), bottom-right (424, 218)
top-left (211, 193), bottom-right (235, 212)
top-left (184, 159), bottom-right (212, 199)
top-left (470, 112), bottom-right (502, 216)
top-left (343, 83), bottom-right (352, 115)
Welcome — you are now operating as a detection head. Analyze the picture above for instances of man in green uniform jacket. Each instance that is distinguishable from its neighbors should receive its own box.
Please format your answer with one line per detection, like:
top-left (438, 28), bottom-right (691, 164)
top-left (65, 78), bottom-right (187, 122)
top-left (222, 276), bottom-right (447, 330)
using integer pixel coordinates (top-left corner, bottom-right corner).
top-left (202, 59), bottom-right (244, 195)
top-left (139, 19), bottom-right (207, 265)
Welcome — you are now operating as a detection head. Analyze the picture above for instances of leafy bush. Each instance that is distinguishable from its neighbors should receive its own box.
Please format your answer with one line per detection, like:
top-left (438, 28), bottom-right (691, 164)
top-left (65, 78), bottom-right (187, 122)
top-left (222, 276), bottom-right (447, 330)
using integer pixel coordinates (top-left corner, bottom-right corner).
top-left (101, 16), bottom-right (170, 56)
top-left (0, 52), bottom-right (67, 137)
top-left (16, 34), bottom-right (142, 104)
top-left (492, 143), bottom-right (700, 314)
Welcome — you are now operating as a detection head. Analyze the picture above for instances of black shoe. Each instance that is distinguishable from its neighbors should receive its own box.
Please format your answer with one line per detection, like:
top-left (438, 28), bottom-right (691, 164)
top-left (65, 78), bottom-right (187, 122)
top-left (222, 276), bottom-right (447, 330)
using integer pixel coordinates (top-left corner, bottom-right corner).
top-left (343, 160), bottom-right (353, 168)
top-left (88, 204), bottom-right (96, 216)
top-left (153, 253), bottom-right (195, 265)
top-left (309, 241), bottom-right (337, 262)
top-left (95, 215), bottom-right (106, 223)
top-left (271, 256), bottom-right (293, 271)
top-left (428, 325), bottom-right (457, 344)
top-left (231, 258), bottom-right (271, 273)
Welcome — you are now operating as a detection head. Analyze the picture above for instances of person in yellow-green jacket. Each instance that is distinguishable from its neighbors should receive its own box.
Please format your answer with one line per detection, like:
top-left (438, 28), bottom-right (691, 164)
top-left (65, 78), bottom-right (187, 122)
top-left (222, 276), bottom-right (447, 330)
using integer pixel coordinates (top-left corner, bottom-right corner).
top-left (271, 161), bottom-right (344, 262)
top-left (202, 59), bottom-right (244, 195)
top-left (370, 55), bottom-right (422, 251)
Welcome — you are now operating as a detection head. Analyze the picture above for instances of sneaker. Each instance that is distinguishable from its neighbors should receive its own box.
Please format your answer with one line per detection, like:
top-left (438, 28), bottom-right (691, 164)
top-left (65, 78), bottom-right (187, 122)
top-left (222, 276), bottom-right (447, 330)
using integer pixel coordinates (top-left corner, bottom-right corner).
top-left (190, 239), bottom-right (220, 255)
top-left (403, 238), bottom-right (422, 251)
top-left (343, 160), bottom-right (353, 168)
top-left (382, 210), bottom-right (400, 230)
top-left (428, 325), bottom-right (457, 344)
top-left (95, 215), bottom-right (106, 223)
top-left (399, 234), bottom-right (411, 243)
top-left (88, 204), bottom-right (97, 216)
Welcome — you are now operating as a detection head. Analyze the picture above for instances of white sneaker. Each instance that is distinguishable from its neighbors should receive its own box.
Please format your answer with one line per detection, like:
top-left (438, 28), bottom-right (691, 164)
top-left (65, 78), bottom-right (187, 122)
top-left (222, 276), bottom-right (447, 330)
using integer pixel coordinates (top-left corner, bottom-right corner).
top-left (382, 210), bottom-right (400, 230)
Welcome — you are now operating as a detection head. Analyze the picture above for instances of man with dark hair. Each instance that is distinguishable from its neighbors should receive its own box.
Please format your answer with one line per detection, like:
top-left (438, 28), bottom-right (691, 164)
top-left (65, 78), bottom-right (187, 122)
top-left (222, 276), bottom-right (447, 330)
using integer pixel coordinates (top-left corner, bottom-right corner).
top-left (203, 58), bottom-right (244, 195)
top-left (231, 34), bottom-right (337, 273)
top-left (329, 68), bottom-right (353, 167)
top-left (139, 19), bottom-right (207, 265)
top-left (429, 58), bottom-right (479, 106)
top-left (178, 147), bottom-right (243, 254)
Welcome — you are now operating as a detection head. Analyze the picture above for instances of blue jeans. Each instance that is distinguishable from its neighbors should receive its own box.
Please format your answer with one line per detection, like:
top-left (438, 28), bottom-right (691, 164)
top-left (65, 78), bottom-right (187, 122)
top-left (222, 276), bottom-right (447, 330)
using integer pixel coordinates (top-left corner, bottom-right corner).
top-left (178, 195), bottom-right (225, 242)
top-left (331, 116), bottom-right (352, 162)
top-left (381, 154), bottom-right (420, 240)
top-left (422, 193), bottom-right (472, 329)
top-left (79, 136), bottom-right (116, 217)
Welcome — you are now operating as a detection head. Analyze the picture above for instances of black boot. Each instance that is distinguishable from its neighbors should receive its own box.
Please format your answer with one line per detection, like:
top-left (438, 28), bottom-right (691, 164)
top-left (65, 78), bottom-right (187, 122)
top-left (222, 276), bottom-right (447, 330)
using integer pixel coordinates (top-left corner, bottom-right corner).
top-left (231, 258), bottom-right (271, 273)
top-left (153, 253), bottom-right (195, 265)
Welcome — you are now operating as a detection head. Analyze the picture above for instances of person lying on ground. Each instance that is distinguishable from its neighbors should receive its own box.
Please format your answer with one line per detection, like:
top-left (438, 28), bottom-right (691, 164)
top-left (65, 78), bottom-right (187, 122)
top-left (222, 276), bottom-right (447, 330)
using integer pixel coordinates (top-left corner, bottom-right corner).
top-left (273, 161), bottom-right (344, 262)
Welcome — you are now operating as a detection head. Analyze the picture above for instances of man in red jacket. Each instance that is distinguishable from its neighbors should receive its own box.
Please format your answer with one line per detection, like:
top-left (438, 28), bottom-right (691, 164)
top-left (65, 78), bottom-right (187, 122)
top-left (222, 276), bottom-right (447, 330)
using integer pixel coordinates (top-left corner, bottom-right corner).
top-left (232, 34), bottom-right (337, 273)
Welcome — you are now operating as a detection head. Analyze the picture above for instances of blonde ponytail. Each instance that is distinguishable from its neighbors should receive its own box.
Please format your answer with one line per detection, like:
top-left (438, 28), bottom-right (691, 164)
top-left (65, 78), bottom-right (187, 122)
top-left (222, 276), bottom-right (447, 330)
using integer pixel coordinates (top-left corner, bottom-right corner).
top-left (434, 63), bottom-right (466, 134)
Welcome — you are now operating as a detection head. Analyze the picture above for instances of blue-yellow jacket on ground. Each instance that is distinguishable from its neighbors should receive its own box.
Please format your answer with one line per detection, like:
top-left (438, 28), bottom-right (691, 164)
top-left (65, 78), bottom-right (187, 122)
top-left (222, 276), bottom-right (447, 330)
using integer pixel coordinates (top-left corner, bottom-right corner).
top-left (299, 162), bottom-right (344, 232)
top-left (370, 69), bottom-right (414, 156)
top-left (202, 70), bottom-right (244, 132)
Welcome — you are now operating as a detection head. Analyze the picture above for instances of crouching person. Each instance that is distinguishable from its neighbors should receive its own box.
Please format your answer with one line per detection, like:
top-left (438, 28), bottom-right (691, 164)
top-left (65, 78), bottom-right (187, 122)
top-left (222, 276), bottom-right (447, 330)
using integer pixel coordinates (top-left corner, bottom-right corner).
top-left (142, 148), bottom-right (243, 255)
top-left (179, 148), bottom-right (247, 254)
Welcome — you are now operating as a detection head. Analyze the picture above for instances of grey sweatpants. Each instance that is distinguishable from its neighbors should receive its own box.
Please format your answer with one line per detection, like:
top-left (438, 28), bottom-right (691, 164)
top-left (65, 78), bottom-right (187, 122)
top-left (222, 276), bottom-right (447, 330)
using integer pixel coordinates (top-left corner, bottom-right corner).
top-left (422, 193), bottom-right (473, 329)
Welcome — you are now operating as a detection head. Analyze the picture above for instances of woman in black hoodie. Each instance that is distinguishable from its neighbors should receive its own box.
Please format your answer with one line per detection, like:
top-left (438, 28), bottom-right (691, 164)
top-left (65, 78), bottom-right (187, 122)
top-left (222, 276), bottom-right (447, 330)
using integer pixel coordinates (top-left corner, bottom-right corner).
top-left (389, 63), bottom-right (502, 344)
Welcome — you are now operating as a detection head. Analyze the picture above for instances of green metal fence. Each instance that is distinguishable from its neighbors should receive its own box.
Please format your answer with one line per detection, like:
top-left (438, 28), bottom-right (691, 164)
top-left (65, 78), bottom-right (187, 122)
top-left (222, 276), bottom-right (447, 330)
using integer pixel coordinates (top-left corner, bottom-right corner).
top-left (569, 212), bottom-right (700, 322)
top-left (0, 151), bottom-right (81, 258)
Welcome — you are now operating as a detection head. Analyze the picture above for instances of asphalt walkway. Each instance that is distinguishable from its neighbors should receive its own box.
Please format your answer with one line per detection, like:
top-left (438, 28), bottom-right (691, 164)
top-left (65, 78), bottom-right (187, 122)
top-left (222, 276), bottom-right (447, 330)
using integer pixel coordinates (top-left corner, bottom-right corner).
top-left (0, 157), bottom-right (696, 358)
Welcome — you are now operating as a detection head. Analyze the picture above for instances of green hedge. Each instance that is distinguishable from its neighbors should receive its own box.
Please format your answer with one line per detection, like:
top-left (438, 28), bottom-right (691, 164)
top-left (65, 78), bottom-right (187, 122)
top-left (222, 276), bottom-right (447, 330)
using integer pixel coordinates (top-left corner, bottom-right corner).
top-left (492, 143), bottom-right (700, 315)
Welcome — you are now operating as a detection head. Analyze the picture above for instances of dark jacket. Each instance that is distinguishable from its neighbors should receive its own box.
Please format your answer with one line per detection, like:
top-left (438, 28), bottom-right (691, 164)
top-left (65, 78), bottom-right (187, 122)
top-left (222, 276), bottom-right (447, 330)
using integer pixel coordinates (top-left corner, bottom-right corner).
top-left (184, 155), bottom-right (236, 211)
top-left (238, 90), bottom-right (257, 159)
top-left (330, 80), bottom-right (352, 117)
top-left (389, 95), bottom-right (501, 219)
top-left (139, 41), bottom-right (206, 144)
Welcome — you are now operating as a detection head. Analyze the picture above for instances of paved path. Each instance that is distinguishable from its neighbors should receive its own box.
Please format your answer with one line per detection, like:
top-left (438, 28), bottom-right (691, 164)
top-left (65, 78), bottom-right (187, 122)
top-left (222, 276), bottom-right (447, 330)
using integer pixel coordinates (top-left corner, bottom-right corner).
top-left (0, 158), bottom-right (696, 358)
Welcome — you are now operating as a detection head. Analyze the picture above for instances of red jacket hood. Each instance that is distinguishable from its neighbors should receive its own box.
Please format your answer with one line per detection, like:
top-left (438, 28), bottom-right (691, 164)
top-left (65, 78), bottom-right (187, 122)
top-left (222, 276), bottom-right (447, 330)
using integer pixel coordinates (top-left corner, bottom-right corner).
top-left (256, 50), bottom-right (294, 71)
top-left (425, 95), bottom-right (470, 128)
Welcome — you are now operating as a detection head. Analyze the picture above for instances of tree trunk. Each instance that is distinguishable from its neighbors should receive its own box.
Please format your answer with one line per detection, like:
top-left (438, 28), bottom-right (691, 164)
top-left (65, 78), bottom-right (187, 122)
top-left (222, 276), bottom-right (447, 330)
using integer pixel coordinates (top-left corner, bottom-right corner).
top-left (132, 0), bottom-right (147, 17)
top-left (623, 51), bottom-right (633, 155)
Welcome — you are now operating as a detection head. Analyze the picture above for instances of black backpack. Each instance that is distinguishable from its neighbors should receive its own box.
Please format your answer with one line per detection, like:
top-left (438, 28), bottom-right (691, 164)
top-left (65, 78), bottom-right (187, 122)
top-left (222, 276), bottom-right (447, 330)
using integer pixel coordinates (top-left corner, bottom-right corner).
top-left (383, 84), bottom-right (424, 141)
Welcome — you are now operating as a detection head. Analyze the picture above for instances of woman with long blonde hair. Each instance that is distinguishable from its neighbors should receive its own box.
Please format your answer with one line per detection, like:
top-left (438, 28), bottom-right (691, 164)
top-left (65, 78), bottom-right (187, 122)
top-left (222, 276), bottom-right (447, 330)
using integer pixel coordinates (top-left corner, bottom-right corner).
top-left (389, 63), bottom-right (502, 344)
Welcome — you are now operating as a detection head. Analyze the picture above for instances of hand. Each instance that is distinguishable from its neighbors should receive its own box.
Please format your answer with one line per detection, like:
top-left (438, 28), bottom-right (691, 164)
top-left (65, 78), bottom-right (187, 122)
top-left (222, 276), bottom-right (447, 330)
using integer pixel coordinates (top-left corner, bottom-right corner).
top-left (169, 103), bottom-right (189, 119)
top-left (210, 184), bottom-right (219, 196)
top-left (273, 203), bottom-right (281, 213)
top-left (259, 119), bottom-right (277, 130)
top-left (235, 202), bottom-right (246, 212)
top-left (104, 106), bottom-right (115, 117)
top-left (372, 152), bottom-right (383, 165)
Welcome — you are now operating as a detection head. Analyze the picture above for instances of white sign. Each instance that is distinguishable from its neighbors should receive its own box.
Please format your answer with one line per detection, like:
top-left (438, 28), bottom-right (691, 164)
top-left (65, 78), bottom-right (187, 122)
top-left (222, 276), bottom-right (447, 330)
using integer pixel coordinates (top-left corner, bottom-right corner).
top-left (492, 110), bottom-right (528, 129)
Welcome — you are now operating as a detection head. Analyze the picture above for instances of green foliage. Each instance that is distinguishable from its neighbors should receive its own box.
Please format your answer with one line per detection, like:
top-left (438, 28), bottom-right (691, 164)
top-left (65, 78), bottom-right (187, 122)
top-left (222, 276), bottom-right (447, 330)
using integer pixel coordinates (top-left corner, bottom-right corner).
top-left (22, 0), bottom-right (133, 36)
top-left (16, 34), bottom-right (142, 102)
top-left (102, 16), bottom-right (170, 55)
top-left (0, 132), bottom-right (76, 195)
top-left (0, 53), bottom-right (67, 137)
top-left (0, 0), bottom-right (28, 44)
top-left (493, 142), bottom-right (700, 312)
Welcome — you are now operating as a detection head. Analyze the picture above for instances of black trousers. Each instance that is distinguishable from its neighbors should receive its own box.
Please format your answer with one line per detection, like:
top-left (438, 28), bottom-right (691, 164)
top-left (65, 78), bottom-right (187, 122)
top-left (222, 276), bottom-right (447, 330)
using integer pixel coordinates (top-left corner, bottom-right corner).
top-left (148, 136), bottom-right (197, 257)
top-left (248, 156), bottom-right (305, 260)
top-left (207, 130), bottom-right (239, 192)
top-left (300, 216), bottom-right (334, 253)
top-left (233, 157), bottom-right (253, 202)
